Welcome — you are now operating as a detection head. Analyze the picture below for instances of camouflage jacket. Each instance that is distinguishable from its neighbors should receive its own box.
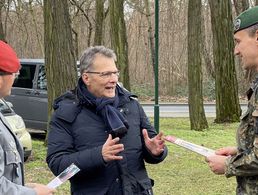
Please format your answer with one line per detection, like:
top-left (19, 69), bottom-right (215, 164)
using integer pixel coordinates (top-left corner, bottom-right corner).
top-left (225, 78), bottom-right (258, 194)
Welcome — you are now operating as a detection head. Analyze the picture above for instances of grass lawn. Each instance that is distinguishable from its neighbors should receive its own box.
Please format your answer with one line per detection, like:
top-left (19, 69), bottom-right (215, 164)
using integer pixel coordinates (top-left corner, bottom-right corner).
top-left (25, 118), bottom-right (238, 195)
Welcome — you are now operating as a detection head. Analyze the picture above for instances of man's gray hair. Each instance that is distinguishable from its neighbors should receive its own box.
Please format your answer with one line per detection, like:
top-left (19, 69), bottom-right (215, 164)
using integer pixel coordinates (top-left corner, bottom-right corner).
top-left (79, 46), bottom-right (117, 74)
top-left (247, 23), bottom-right (258, 37)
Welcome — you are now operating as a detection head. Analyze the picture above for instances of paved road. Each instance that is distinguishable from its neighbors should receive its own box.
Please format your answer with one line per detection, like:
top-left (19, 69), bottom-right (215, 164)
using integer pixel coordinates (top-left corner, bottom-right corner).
top-left (28, 103), bottom-right (247, 133)
top-left (142, 103), bottom-right (248, 117)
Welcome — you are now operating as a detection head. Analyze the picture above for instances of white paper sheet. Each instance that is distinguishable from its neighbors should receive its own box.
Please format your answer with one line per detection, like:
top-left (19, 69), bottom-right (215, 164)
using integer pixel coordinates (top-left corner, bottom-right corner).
top-left (47, 163), bottom-right (80, 189)
top-left (165, 135), bottom-right (215, 157)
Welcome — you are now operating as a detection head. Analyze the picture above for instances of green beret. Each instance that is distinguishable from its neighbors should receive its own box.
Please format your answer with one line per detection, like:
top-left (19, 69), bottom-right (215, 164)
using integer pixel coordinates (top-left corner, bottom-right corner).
top-left (234, 6), bottom-right (258, 33)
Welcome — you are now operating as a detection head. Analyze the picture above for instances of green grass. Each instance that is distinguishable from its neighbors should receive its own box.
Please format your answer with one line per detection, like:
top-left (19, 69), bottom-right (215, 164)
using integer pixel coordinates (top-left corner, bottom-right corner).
top-left (25, 118), bottom-right (238, 195)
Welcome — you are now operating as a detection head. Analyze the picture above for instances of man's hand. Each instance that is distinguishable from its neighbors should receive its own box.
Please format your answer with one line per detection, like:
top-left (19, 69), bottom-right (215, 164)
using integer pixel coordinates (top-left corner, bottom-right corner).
top-left (215, 146), bottom-right (237, 156)
top-left (205, 154), bottom-right (228, 175)
top-left (142, 129), bottom-right (165, 156)
top-left (102, 134), bottom-right (124, 162)
top-left (26, 183), bottom-right (56, 195)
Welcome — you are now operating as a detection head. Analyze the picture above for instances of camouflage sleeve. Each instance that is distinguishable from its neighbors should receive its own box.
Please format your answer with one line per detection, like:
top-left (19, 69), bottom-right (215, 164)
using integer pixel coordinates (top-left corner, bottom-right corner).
top-left (225, 134), bottom-right (258, 178)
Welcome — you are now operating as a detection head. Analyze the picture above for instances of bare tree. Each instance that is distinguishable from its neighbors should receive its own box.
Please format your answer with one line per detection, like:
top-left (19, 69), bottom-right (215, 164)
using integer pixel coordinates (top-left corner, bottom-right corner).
top-left (143, 0), bottom-right (155, 73)
top-left (70, 0), bottom-right (93, 47)
top-left (188, 0), bottom-right (208, 130)
top-left (28, 0), bottom-right (44, 55)
top-left (2, 0), bottom-right (254, 101)
top-left (209, 0), bottom-right (241, 123)
top-left (127, 0), bottom-right (155, 73)
top-left (110, 0), bottom-right (130, 90)
top-left (44, 0), bottom-right (77, 133)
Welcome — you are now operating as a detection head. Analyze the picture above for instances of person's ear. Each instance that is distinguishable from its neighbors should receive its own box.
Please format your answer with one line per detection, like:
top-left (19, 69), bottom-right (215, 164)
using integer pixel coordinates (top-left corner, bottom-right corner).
top-left (81, 73), bottom-right (90, 85)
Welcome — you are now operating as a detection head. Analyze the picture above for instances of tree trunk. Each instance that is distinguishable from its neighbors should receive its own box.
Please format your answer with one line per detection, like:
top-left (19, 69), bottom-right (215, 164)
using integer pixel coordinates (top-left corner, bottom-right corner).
top-left (0, 0), bottom-right (6, 41)
top-left (44, 0), bottom-right (77, 135)
top-left (256, 0), bottom-right (258, 6)
top-left (109, 0), bottom-right (130, 90)
top-left (209, 0), bottom-right (241, 123)
top-left (201, 5), bottom-right (215, 79)
top-left (188, 0), bottom-right (208, 130)
top-left (94, 0), bottom-right (104, 45)
top-left (233, 0), bottom-right (249, 15)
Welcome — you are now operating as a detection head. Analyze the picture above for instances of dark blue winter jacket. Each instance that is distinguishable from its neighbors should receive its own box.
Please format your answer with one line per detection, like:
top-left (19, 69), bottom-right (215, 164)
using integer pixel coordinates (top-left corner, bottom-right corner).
top-left (46, 80), bottom-right (168, 195)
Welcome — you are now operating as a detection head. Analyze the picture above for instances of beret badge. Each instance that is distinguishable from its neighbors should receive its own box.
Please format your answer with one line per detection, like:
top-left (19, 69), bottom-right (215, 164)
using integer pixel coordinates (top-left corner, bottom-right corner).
top-left (234, 19), bottom-right (241, 32)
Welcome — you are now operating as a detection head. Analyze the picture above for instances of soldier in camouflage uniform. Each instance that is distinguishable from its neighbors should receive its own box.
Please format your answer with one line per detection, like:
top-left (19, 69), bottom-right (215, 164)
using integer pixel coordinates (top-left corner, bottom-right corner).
top-left (205, 6), bottom-right (258, 195)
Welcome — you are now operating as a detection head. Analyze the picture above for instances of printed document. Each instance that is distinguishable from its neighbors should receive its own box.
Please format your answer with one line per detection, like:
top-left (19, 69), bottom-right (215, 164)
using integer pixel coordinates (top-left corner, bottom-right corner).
top-left (165, 135), bottom-right (215, 157)
top-left (47, 163), bottom-right (80, 189)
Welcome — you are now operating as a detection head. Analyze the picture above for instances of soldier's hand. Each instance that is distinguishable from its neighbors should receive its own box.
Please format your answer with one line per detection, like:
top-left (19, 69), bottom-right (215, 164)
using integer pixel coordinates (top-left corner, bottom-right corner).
top-left (102, 134), bottom-right (124, 162)
top-left (215, 146), bottom-right (237, 156)
top-left (205, 154), bottom-right (228, 175)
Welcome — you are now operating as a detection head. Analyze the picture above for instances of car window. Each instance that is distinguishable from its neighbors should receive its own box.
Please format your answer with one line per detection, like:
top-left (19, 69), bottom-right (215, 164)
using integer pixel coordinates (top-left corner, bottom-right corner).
top-left (13, 64), bottom-right (36, 89)
top-left (37, 65), bottom-right (47, 90)
top-left (0, 99), bottom-right (12, 114)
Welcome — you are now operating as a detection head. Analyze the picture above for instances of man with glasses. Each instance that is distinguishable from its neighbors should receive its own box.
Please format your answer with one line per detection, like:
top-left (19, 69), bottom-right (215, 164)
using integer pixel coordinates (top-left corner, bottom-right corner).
top-left (47, 46), bottom-right (167, 195)
top-left (0, 41), bottom-right (55, 194)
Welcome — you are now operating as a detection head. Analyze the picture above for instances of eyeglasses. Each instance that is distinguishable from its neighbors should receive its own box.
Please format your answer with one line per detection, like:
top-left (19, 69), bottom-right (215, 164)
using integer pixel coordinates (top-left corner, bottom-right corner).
top-left (0, 71), bottom-right (20, 79)
top-left (85, 71), bottom-right (120, 78)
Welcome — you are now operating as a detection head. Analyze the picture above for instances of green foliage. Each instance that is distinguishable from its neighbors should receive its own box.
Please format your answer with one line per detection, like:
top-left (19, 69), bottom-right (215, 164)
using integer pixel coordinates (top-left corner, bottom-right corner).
top-left (170, 79), bottom-right (216, 100)
top-left (203, 79), bottom-right (216, 100)
top-left (131, 83), bottom-right (154, 98)
top-left (174, 85), bottom-right (189, 97)
top-left (25, 118), bottom-right (238, 195)
top-left (130, 79), bottom-right (217, 101)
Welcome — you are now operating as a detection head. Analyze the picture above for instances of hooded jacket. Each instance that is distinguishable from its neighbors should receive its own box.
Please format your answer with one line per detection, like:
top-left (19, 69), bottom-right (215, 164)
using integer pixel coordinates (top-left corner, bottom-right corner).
top-left (46, 80), bottom-right (167, 195)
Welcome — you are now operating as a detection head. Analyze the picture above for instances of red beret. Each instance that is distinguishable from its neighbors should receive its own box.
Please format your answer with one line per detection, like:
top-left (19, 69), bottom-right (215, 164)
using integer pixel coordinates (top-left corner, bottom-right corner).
top-left (0, 41), bottom-right (21, 73)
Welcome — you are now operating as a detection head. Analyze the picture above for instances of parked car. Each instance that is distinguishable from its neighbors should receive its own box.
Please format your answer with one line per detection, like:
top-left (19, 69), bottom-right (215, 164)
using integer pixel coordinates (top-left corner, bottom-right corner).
top-left (5, 59), bottom-right (48, 131)
top-left (5, 59), bottom-right (79, 131)
top-left (0, 98), bottom-right (32, 161)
